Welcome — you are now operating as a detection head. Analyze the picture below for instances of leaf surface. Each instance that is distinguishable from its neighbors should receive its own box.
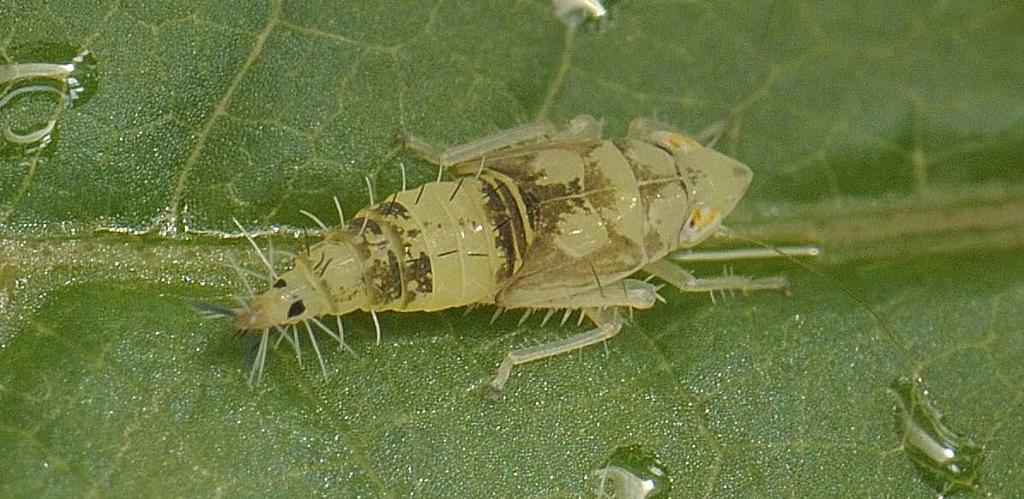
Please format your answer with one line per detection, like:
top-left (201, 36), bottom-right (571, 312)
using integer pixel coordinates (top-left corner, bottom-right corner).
top-left (2, 1), bottom-right (1022, 496)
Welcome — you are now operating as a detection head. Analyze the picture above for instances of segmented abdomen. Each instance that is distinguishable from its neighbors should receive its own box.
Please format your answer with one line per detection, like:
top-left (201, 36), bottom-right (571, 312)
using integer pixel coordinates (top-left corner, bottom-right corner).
top-left (344, 173), bottom-right (528, 312)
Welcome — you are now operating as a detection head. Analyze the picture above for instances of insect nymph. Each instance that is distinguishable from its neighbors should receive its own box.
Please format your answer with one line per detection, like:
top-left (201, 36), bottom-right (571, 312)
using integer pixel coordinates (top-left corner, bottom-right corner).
top-left (222, 115), bottom-right (809, 390)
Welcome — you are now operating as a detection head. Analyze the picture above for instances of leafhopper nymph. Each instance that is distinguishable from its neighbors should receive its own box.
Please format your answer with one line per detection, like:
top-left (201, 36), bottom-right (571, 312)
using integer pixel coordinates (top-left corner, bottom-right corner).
top-left (209, 115), bottom-right (816, 391)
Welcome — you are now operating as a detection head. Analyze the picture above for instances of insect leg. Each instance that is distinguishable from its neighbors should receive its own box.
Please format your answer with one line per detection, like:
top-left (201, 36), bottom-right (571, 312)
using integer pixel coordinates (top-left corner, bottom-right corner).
top-left (399, 121), bottom-right (557, 167)
top-left (500, 278), bottom-right (659, 310)
top-left (490, 307), bottom-right (622, 393)
top-left (644, 258), bottom-right (792, 296)
top-left (670, 245), bottom-right (820, 262)
top-left (489, 279), bottom-right (658, 392)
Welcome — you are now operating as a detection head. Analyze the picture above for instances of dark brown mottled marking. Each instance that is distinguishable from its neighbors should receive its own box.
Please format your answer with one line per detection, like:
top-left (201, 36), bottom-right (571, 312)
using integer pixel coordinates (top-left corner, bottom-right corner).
top-left (517, 177), bottom-right (586, 235)
top-left (582, 158), bottom-right (618, 209)
top-left (404, 251), bottom-right (433, 295)
top-left (349, 217), bottom-right (383, 236)
top-left (492, 179), bottom-right (529, 263)
top-left (365, 249), bottom-right (403, 304)
top-left (379, 200), bottom-right (409, 219)
top-left (480, 178), bottom-right (517, 278)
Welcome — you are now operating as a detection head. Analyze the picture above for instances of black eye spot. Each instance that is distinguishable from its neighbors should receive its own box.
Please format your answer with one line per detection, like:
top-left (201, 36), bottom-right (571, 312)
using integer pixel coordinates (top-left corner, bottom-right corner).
top-left (287, 300), bottom-right (305, 318)
top-left (273, 278), bottom-right (287, 288)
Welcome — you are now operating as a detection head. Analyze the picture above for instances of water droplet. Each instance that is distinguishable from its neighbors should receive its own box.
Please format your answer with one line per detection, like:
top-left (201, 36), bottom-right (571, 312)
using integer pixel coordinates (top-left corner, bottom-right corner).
top-left (889, 375), bottom-right (984, 496)
top-left (593, 444), bottom-right (671, 498)
top-left (554, 0), bottom-right (610, 30)
top-left (0, 42), bottom-right (98, 155)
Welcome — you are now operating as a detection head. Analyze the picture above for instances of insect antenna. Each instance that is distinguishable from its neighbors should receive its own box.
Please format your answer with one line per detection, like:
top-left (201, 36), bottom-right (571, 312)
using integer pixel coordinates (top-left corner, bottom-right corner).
top-left (370, 309), bottom-right (382, 346)
top-left (190, 300), bottom-right (236, 319)
top-left (302, 320), bottom-right (329, 378)
top-left (399, 161), bottom-right (407, 191)
top-left (722, 232), bottom-right (909, 361)
top-left (435, 162), bottom-right (444, 182)
top-left (232, 218), bottom-right (279, 281)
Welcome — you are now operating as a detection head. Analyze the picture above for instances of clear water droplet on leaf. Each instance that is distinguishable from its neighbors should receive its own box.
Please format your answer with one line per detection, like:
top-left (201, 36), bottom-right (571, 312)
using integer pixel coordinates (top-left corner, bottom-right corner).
top-left (889, 375), bottom-right (985, 496)
top-left (0, 42), bottom-right (98, 155)
top-left (593, 444), bottom-right (671, 498)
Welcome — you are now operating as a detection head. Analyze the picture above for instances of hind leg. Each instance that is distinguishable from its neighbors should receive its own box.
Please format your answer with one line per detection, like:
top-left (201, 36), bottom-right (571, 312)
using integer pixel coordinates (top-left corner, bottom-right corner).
top-left (399, 114), bottom-right (603, 168)
top-left (400, 122), bottom-right (556, 167)
top-left (490, 307), bottom-right (621, 393)
top-left (489, 278), bottom-right (657, 392)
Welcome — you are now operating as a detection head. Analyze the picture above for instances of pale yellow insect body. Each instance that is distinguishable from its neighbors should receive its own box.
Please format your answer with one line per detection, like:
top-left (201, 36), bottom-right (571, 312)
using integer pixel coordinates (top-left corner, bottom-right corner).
top-left (231, 115), bottom-right (804, 389)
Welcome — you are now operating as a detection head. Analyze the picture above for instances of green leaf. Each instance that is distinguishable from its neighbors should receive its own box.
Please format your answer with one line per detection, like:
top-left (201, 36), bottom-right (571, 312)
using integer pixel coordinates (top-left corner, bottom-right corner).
top-left (2, 1), bottom-right (1022, 496)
